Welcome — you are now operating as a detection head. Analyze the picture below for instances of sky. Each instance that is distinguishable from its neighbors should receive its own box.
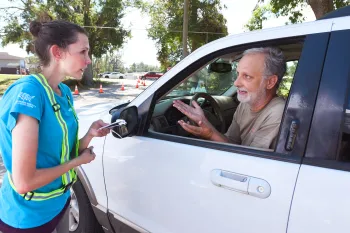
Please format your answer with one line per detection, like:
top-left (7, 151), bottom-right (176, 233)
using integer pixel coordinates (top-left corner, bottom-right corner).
top-left (0, 0), bottom-right (316, 67)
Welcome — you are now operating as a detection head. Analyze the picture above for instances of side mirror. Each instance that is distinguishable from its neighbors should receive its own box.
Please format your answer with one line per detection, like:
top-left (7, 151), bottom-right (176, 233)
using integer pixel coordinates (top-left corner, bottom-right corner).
top-left (109, 101), bottom-right (130, 115)
top-left (209, 62), bottom-right (232, 73)
top-left (110, 106), bottom-right (138, 138)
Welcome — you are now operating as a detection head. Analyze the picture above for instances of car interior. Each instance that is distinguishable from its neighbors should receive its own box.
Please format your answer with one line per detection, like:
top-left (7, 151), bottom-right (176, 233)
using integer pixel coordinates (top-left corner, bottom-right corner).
top-left (148, 42), bottom-right (304, 150)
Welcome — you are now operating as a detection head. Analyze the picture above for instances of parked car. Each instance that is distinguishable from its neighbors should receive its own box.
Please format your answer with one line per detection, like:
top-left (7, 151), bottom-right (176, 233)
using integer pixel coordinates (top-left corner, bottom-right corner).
top-left (103, 72), bottom-right (124, 79)
top-left (70, 7), bottom-right (350, 233)
top-left (141, 71), bottom-right (163, 80)
top-left (98, 71), bottom-right (111, 77)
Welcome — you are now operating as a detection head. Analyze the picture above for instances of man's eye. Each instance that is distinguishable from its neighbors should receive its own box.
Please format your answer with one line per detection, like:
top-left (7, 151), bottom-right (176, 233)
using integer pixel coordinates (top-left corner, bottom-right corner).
top-left (244, 75), bottom-right (251, 79)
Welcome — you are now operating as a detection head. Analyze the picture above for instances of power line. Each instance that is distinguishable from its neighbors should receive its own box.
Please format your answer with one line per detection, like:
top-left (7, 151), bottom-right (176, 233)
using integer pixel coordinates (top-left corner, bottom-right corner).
top-left (82, 25), bottom-right (226, 35)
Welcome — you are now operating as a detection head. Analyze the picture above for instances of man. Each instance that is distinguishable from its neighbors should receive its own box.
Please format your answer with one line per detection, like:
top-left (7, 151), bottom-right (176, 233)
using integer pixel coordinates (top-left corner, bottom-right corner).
top-left (173, 47), bottom-right (286, 149)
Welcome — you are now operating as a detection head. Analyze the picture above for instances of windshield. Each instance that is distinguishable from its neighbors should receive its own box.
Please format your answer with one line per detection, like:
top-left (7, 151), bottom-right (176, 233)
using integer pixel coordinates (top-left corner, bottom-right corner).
top-left (166, 61), bottom-right (238, 98)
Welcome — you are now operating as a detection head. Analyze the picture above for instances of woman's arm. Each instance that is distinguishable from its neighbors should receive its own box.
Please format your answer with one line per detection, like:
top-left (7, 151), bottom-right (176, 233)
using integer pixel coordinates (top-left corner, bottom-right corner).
top-left (12, 114), bottom-right (96, 194)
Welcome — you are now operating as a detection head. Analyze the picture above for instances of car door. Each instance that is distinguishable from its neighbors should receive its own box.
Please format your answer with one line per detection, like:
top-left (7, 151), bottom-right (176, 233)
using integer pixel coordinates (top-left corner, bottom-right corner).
top-left (287, 18), bottom-right (350, 233)
top-left (102, 23), bottom-right (331, 233)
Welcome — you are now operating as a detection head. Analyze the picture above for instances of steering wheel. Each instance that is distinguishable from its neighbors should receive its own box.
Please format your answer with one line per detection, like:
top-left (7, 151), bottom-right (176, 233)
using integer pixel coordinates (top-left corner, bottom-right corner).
top-left (189, 92), bottom-right (226, 134)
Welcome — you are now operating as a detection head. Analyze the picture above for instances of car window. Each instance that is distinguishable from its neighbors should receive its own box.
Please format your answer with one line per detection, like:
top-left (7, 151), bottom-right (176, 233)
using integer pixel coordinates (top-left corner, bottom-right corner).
top-left (165, 62), bottom-right (236, 98)
top-left (277, 61), bottom-right (298, 99)
top-left (149, 40), bottom-right (305, 155)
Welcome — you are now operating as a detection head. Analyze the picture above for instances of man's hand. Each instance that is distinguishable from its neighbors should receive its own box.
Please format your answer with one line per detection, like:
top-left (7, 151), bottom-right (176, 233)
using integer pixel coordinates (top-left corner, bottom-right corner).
top-left (173, 100), bottom-right (216, 139)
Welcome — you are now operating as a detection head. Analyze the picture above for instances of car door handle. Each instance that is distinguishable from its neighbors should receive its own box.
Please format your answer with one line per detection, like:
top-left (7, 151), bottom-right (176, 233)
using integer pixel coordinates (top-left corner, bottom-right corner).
top-left (210, 169), bottom-right (271, 199)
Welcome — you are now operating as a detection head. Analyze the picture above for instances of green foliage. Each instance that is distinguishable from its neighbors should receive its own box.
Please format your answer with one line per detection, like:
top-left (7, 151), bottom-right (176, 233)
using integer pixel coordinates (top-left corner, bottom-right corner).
top-left (245, 0), bottom-right (350, 31)
top-left (277, 76), bottom-right (293, 99)
top-left (144, 0), bottom-right (228, 69)
top-left (0, 0), bottom-right (130, 85)
top-left (277, 61), bottom-right (298, 98)
top-left (127, 62), bottom-right (160, 72)
top-left (245, 4), bottom-right (272, 31)
top-left (25, 55), bottom-right (41, 74)
top-left (93, 52), bottom-right (126, 74)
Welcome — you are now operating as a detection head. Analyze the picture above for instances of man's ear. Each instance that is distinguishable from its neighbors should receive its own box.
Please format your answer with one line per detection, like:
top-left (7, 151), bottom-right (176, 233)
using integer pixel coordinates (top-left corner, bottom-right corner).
top-left (266, 75), bottom-right (278, 90)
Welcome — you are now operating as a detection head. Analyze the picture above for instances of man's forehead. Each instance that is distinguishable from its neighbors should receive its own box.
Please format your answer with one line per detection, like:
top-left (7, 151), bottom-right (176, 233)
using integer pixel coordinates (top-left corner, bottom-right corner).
top-left (237, 53), bottom-right (265, 71)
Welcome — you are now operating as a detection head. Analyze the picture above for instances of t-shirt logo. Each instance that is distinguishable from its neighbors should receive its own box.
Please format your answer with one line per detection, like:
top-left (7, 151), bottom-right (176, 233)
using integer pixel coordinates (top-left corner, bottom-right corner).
top-left (18, 92), bottom-right (35, 102)
top-left (16, 92), bottom-right (36, 108)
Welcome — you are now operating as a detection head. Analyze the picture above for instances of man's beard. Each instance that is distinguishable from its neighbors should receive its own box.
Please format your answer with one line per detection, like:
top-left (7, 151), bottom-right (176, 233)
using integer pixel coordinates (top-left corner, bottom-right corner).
top-left (237, 81), bottom-right (267, 106)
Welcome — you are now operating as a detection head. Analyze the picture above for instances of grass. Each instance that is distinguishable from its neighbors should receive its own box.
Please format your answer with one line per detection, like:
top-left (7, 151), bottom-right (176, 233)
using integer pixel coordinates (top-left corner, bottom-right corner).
top-left (0, 74), bottom-right (24, 95)
top-left (0, 74), bottom-right (113, 95)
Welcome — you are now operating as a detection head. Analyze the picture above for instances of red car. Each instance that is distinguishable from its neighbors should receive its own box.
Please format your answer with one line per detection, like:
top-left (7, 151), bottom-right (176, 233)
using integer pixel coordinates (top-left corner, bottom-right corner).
top-left (141, 72), bottom-right (163, 80)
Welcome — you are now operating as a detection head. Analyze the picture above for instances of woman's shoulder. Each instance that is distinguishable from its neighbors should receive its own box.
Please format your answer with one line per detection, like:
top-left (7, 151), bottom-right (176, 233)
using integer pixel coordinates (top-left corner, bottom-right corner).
top-left (3, 75), bottom-right (44, 97)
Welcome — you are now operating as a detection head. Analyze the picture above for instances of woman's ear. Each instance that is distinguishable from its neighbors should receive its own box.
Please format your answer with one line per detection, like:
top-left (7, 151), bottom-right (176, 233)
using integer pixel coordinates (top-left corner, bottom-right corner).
top-left (50, 45), bottom-right (62, 61)
top-left (266, 75), bottom-right (278, 90)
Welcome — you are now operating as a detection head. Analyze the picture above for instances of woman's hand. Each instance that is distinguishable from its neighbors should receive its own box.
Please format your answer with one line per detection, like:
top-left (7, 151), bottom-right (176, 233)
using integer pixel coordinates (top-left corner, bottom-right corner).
top-left (87, 119), bottom-right (110, 138)
top-left (75, 146), bottom-right (96, 165)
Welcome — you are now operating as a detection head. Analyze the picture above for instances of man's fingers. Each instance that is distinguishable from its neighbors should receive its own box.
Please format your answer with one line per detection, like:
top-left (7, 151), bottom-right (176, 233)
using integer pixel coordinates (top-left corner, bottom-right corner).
top-left (192, 100), bottom-right (201, 109)
top-left (178, 120), bottom-right (202, 135)
top-left (173, 102), bottom-right (193, 117)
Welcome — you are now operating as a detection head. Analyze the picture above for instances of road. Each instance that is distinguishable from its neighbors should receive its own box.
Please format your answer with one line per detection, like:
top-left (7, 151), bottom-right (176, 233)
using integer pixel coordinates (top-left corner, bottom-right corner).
top-left (0, 78), bottom-right (151, 186)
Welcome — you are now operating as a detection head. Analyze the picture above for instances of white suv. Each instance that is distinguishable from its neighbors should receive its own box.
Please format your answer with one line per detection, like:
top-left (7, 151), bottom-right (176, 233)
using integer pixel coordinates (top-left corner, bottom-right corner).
top-left (103, 72), bottom-right (124, 79)
top-left (71, 7), bottom-right (350, 233)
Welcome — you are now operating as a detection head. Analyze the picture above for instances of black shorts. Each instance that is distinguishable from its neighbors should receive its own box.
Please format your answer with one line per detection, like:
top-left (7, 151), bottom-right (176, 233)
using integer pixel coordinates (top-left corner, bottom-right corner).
top-left (0, 197), bottom-right (70, 233)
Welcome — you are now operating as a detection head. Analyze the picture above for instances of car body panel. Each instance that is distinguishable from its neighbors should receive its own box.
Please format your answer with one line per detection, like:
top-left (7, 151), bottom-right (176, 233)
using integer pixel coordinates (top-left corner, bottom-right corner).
top-left (76, 102), bottom-right (120, 208)
top-left (103, 135), bottom-right (301, 233)
top-left (287, 165), bottom-right (350, 233)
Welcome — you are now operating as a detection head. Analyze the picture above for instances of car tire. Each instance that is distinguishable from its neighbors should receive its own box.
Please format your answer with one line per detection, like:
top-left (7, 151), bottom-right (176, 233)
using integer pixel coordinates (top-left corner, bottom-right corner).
top-left (69, 179), bottom-right (104, 233)
top-left (120, 76), bottom-right (123, 79)
top-left (105, 76), bottom-right (109, 78)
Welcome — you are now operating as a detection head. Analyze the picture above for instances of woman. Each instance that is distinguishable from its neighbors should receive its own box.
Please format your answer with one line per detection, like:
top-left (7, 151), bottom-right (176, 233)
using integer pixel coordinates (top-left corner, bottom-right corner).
top-left (0, 20), bottom-right (110, 232)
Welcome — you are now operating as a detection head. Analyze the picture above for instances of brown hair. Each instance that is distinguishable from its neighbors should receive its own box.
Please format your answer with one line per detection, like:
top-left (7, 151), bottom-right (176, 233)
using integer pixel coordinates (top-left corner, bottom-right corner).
top-left (30, 20), bottom-right (87, 66)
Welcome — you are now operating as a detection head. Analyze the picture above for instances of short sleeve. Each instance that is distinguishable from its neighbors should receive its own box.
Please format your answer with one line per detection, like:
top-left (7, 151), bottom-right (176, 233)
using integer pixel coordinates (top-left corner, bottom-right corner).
top-left (7, 82), bottom-right (43, 131)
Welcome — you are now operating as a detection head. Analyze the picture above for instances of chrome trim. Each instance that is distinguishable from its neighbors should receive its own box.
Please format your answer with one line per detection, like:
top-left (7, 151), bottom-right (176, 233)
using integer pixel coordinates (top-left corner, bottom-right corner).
top-left (111, 211), bottom-right (150, 233)
top-left (69, 188), bottom-right (80, 231)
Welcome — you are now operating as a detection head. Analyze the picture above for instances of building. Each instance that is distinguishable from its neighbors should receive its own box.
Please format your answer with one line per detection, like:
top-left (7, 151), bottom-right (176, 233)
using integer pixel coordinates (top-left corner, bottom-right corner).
top-left (0, 52), bottom-right (26, 74)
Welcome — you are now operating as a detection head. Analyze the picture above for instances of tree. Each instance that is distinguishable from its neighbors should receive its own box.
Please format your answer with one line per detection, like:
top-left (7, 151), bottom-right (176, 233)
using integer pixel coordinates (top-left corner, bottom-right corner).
top-left (0, 0), bottom-right (130, 86)
top-left (144, 0), bottom-right (228, 69)
top-left (245, 0), bottom-right (350, 30)
top-left (127, 62), bottom-right (160, 72)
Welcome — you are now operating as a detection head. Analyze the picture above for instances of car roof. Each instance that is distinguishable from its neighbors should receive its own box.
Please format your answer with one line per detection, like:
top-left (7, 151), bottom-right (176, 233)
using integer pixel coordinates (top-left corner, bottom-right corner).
top-left (319, 5), bottom-right (350, 20)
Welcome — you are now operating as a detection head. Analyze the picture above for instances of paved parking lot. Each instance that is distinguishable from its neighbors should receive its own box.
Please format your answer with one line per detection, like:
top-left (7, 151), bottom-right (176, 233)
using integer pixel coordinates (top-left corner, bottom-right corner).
top-left (0, 78), bottom-right (151, 186)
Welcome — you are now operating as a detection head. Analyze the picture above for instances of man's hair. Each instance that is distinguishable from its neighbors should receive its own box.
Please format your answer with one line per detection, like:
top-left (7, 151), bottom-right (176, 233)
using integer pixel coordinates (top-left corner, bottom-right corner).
top-left (243, 47), bottom-right (286, 87)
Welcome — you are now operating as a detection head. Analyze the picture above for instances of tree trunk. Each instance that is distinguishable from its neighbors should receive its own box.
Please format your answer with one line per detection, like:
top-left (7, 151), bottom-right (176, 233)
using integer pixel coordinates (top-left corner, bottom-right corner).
top-left (81, 0), bottom-right (94, 87)
top-left (81, 63), bottom-right (94, 86)
top-left (308, 0), bottom-right (334, 19)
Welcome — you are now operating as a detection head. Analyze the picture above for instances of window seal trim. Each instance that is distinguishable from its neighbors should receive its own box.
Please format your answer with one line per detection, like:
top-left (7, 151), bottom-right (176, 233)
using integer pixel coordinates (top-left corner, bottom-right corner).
top-left (302, 158), bottom-right (350, 172)
top-left (146, 131), bottom-right (302, 164)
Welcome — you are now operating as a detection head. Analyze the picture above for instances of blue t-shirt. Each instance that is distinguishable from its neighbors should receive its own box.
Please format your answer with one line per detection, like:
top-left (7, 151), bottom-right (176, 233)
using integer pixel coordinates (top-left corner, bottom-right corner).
top-left (0, 75), bottom-right (78, 228)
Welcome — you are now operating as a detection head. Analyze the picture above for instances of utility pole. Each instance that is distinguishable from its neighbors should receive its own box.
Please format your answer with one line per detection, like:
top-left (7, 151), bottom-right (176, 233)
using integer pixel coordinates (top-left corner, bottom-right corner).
top-left (182, 0), bottom-right (189, 58)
